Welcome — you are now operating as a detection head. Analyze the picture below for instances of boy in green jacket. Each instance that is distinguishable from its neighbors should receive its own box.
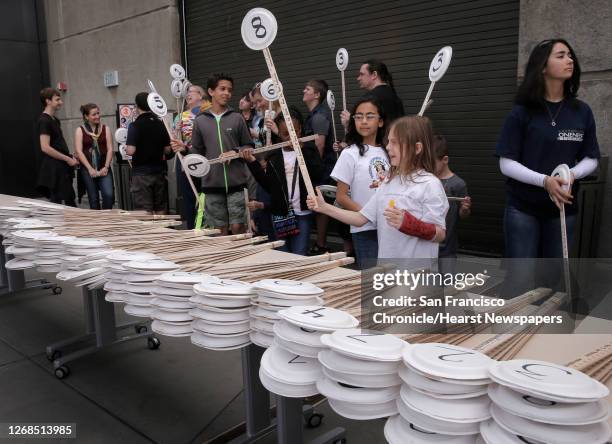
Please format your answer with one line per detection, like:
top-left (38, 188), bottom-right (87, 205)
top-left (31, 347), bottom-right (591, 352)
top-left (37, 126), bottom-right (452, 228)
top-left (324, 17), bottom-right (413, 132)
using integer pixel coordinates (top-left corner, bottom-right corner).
top-left (191, 73), bottom-right (254, 234)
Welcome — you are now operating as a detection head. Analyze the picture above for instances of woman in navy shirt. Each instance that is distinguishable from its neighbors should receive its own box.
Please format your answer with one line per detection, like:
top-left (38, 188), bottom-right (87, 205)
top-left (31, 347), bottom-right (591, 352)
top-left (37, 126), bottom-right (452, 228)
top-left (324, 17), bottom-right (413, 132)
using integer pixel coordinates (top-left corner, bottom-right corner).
top-left (496, 39), bottom-right (599, 259)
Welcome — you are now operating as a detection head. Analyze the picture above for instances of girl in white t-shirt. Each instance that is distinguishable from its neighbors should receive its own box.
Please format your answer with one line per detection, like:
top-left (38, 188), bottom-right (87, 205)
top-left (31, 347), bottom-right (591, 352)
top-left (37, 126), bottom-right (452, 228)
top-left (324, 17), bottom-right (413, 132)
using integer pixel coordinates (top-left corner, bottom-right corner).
top-left (308, 116), bottom-right (448, 261)
top-left (331, 97), bottom-right (390, 268)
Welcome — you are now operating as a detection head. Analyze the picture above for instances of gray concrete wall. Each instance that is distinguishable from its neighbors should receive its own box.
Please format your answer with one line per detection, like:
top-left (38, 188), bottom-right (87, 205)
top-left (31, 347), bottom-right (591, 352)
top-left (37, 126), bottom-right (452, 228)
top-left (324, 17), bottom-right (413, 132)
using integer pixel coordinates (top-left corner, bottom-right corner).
top-left (42, 0), bottom-right (182, 210)
top-left (519, 0), bottom-right (612, 257)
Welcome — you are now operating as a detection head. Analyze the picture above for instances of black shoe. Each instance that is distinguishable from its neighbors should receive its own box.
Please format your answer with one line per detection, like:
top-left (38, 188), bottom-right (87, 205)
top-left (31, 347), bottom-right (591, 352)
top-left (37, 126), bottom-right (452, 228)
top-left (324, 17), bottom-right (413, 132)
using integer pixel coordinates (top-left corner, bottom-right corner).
top-left (308, 244), bottom-right (330, 256)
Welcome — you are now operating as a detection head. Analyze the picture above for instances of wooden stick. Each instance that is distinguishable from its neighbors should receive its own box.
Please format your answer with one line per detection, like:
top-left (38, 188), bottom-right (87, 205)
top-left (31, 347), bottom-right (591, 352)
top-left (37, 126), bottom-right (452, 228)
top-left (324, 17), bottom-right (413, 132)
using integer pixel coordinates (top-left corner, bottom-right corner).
top-left (208, 135), bottom-right (317, 165)
top-left (244, 188), bottom-right (252, 234)
top-left (262, 47), bottom-right (316, 200)
top-left (160, 117), bottom-right (199, 204)
top-left (341, 70), bottom-right (347, 112)
top-left (418, 82), bottom-right (436, 116)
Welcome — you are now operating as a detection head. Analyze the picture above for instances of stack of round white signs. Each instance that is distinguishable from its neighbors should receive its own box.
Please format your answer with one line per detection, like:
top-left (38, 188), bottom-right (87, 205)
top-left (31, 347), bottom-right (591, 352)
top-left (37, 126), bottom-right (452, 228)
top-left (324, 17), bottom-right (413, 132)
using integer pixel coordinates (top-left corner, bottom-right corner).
top-left (389, 343), bottom-right (493, 443)
top-left (120, 259), bottom-right (180, 317)
top-left (4, 230), bottom-right (58, 271)
top-left (316, 328), bottom-right (405, 420)
top-left (0, 206), bottom-right (31, 235)
top-left (23, 201), bottom-right (65, 226)
top-left (55, 238), bottom-right (111, 286)
top-left (103, 251), bottom-right (158, 303)
top-left (190, 279), bottom-right (255, 350)
top-left (259, 306), bottom-right (358, 398)
top-left (31, 234), bottom-right (75, 273)
top-left (251, 279), bottom-right (325, 348)
top-left (485, 359), bottom-right (611, 444)
top-left (150, 272), bottom-right (219, 337)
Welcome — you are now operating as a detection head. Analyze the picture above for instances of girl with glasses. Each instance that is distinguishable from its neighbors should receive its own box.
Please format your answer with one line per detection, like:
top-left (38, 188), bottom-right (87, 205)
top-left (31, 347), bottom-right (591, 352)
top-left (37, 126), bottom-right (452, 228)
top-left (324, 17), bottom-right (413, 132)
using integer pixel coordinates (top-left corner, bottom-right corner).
top-left (330, 96), bottom-right (390, 268)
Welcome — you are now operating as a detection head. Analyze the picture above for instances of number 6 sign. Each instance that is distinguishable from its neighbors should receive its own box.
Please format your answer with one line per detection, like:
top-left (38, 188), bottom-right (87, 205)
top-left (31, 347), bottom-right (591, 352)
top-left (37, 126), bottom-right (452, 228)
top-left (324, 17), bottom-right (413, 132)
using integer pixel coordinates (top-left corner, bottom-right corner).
top-left (260, 78), bottom-right (281, 101)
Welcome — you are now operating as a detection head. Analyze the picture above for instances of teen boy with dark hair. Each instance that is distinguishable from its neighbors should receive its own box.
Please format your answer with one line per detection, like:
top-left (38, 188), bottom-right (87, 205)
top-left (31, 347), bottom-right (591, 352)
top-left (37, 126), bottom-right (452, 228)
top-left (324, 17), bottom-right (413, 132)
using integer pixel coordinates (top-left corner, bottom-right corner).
top-left (191, 73), bottom-right (254, 235)
top-left (37, 87), bottom-right (78, 206)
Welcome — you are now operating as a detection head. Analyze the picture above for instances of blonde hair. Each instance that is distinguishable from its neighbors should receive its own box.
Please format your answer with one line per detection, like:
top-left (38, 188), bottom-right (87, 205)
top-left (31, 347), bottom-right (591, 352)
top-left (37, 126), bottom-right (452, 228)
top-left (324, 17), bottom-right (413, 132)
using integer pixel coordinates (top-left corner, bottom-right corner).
top-left (387, 116), bottom-right (437, 181)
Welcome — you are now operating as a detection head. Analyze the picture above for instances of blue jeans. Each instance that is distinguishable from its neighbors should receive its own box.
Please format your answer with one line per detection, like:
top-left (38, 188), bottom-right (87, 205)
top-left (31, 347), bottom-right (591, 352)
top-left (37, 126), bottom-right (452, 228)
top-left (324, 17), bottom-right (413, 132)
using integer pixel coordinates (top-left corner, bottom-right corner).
top-left (503, 205), bottom-right (576, 298)
top-left (352, 230), bottom-right (378, 269)
top-left (277, 214), bottom-right (312, 256)
top-left (504, 205), bottom-right (576, 258)
top-left (80, 168), bottom-right (114, 209)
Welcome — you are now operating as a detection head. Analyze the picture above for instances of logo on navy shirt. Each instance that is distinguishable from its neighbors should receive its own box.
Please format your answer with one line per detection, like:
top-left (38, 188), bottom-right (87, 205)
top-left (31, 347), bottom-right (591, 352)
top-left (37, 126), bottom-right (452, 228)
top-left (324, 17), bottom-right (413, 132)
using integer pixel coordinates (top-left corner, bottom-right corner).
top-left (557, 129), bottom-right (584, 142)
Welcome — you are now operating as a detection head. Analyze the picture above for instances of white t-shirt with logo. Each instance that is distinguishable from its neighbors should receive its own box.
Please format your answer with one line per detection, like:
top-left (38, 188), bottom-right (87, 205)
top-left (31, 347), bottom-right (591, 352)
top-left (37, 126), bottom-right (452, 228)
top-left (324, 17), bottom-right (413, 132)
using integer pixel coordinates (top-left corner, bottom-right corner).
top-left (331, 144), bottom-right (390, 233)
top-left (359, 171), bottom-right (449, 259)
top-left (282, 149), bottom-right (310, 216)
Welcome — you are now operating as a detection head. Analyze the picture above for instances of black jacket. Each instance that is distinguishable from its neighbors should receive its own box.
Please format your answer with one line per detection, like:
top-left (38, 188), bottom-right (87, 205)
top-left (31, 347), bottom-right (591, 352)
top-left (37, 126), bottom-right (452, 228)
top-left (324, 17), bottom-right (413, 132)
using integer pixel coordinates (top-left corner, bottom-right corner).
top-left (246, 146), bottom-right (322, 216)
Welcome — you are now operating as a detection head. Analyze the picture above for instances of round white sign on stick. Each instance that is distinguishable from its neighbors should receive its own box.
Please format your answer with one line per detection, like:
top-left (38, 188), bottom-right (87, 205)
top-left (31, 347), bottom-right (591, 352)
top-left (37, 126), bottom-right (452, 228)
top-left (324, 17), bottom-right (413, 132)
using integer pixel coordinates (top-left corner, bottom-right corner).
top-left (114, 127), bottom-right (128, 144)
top-left (119, 144), bottom-right (131, 160)
top-left (181, 80), bottom-right (192, 98)
top-left (147, 93), bottom-right (167, 117)
top-left (428, 46), bottom-right (453, 82)
top-left (183, 154), bottom-right (211, 177)
top-left (241, 8), bottom-right (278, 51)
top-left (260, 78), bottom-right (281, 101)
top-left (170, 79), bottom-right (183, 98)
top-left (146, 79), bottom-right (157, 93)
top-left (336, 48), bottom-right (349, 71)
top-left (169, 64), bottom-right (186, 80)
top-left (551, 164), bottom-right (571, 193)
top-left (326, 90), bottom-right (336, 111)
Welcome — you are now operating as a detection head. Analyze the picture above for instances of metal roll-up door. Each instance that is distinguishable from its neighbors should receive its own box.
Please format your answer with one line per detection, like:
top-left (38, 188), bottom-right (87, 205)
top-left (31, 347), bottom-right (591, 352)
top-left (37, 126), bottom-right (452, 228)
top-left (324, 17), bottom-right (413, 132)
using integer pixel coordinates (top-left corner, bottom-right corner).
top-left (183, 0), bottom-right (519, 255)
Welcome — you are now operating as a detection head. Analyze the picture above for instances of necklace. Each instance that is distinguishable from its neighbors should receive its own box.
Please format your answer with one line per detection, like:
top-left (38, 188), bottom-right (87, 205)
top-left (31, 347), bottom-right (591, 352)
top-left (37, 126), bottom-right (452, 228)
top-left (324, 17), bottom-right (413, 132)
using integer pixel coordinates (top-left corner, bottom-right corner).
top-left (543, 100), bottom-right (564, 127)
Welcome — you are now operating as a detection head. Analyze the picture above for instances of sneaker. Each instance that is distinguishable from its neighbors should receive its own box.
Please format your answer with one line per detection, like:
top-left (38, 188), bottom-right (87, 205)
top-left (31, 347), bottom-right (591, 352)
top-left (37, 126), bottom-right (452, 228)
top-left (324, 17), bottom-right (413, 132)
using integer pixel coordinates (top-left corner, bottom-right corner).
top-left (308, 244), bottom-right (330, 256)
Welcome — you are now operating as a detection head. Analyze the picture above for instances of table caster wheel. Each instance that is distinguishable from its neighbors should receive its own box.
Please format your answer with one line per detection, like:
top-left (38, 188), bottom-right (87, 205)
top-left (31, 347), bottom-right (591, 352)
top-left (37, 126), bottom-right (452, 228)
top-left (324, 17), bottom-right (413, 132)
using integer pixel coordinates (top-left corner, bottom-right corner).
top-left (52, 286), bottom-right (63, 295)
top-left (306, 412), bottom-right (323, 428)
top-left (55, 366), bottom-right (70, 379)
top-left (47, 350), bottom-right (62, 362)
top-left (147, 337), bottom-right (160, 350)
top-left (135, 325), bottom-right (148, 334)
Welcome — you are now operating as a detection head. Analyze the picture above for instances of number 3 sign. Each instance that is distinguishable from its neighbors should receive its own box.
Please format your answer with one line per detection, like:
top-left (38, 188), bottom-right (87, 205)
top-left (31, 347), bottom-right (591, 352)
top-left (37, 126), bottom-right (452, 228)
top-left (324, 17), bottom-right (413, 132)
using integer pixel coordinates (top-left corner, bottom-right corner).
top-left (241, 8), bottom-right (278, 50)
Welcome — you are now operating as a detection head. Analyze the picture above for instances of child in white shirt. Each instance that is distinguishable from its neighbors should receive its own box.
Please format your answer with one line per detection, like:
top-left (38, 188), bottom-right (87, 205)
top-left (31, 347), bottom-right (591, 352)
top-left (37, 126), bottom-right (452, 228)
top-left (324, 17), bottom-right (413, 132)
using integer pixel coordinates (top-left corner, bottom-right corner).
top-left (308, 116), bottom-right (448, 261)
top-left (331, 96), bottom-right (390, 268)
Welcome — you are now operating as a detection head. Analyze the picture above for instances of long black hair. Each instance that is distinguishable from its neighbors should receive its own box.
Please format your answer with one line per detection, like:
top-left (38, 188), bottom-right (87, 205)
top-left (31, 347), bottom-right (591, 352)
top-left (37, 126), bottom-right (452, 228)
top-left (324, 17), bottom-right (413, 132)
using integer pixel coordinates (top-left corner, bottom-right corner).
top-left (515, 38), bottom-right (581, 109)
top-left (345, 95), bottom-right (386, 156)
top-left (364, 59), bottom-right (395, 90)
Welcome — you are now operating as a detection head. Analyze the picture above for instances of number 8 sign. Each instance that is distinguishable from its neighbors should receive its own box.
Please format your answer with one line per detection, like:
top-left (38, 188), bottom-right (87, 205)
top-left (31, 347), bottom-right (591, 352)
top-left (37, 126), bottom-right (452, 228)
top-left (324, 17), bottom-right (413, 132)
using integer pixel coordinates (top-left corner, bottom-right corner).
top-left (241, 8), bottom-right (278, 50)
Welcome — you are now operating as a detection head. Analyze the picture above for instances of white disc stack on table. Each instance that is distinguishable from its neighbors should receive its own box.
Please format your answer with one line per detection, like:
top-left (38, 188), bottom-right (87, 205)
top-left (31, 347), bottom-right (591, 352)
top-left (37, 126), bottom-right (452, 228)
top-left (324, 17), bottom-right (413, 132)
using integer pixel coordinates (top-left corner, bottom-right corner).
top-left (103, 251), bottom-right (158, 303)
top-left (119, 260), bottom-right (180, 318)
top-left (18, 200), bottom-right (66, 226)
top-left (251, 279), bottom-right (325, 348)
top-left (485, 359), bottom-right (611, 444)
top-left (389, 343), bottom-right (494, 441)
top-left (0, 206), bottom-right (31, 236)
top-left (316, 328), bottom-right (406, 420)
top-left (55, 238), bottom-right (111, 287)
top-left (384, 414), bottom-right (480, 444)
top-left (5, 230), bottom-right (59, 270)
top-left (189, 279), bottom-right (255, 350)
top-left (259, 344), bottom-right (322, 398)
top-left (259, 306), bottom-right (358, 398)
top-left (31, 234), bottom-right (75, 273)
top-left (150, 272), bottom-right (219, 337)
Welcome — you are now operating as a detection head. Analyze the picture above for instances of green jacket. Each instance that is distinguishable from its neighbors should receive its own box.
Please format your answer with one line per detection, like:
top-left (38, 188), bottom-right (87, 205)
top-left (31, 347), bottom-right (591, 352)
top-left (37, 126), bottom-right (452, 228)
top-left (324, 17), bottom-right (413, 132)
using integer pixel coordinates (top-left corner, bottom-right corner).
top-left (191, 108), bottom-right (254, 193)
